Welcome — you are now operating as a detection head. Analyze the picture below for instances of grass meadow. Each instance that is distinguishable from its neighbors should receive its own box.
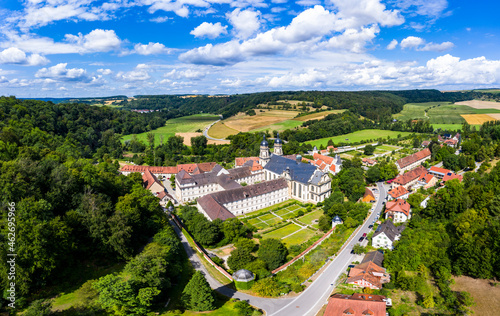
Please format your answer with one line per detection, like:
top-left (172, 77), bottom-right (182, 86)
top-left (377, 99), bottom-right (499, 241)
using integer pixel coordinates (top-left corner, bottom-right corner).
top-left (122, 114), bottom-right (220, 146)
top-left (304, 129), bottom-right (412, 147)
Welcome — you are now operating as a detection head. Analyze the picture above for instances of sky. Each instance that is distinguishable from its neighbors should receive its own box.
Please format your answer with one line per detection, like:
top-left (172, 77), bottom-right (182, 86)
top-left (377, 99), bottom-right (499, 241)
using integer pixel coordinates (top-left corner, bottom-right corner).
top-left (0, 0), bottom-right (499, 97)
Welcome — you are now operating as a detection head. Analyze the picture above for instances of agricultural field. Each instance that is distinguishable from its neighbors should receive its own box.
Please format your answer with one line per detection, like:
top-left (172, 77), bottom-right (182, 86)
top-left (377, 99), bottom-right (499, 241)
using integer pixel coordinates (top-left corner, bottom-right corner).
top-left (472, 89), bottom-right (500, 94)
top-left (122, 114), bottom-right (220, 146)
top-left (456, 99), bottom-right (500, 108)
top-left (394, 102), bottom-right (500, 125)
top-left (461, 114), bottom-right (498, 125)
top-left (451, 276), bottom-right (500, 316)
top-left (208, 109), bottom-right (345, 139)
top-left (304, 129), bottom-right (412, 147)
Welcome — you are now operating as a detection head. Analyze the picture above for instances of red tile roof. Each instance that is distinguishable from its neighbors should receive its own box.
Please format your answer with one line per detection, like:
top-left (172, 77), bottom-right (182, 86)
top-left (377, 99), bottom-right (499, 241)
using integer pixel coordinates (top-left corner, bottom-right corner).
top-left (120, 165), bottom-right (177, 174)
top-left (393, 166), bottom-right (427, 186)
top-left (396, 148), bottom-right (431, 169)
top-left (142, 169), bottom-right (163, 190)
top-left (235, 157), bottom-right (259, 166)
top-left (421, 173), bottom-right (435, 184)
top-left (329, 165), bottom-right (336, 172)
top-left (387, 186), bottom-right (409, 199)
top-left (324, 293), bottom-right (387, 316)
top-left (385, 199), bottom-right (411, 217)
top-left (443, 172), bottom-right (463, 183)
top-left (313, 152), bottom-right (334, 165)
top-left (429, 166), bottom-right (451, 175)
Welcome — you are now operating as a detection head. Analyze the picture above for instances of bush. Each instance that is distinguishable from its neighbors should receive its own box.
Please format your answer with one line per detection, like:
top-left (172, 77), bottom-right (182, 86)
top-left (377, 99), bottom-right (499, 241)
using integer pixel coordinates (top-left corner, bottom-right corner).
top-left (292, 283), bottom-right (305, 293)
top-left (234, 300), bottom-right (255, 316)
top-left (297, 210), bottom-right (305, 216)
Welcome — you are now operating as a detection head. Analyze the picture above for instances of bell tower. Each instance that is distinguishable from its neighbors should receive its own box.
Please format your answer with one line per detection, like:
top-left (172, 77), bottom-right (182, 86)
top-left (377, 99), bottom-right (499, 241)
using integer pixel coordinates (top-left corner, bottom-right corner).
top-left (259, 135), bottom-right (270, 166)
top-left (274, 132), bottom-right (283, 156)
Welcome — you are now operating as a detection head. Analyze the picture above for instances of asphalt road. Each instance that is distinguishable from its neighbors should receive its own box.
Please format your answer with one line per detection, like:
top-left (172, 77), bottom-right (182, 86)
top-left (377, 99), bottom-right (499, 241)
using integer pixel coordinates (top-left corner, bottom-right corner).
top-left (170, 182), bottom-right (387, 315)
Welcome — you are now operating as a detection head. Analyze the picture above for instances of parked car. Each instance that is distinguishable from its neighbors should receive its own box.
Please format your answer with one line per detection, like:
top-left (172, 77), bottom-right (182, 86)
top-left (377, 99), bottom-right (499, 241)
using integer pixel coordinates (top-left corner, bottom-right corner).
top-left (368, 225), bottom-right (373, 229)
top-left (362, 233), bottom-right (367, 237)
top-left (348, 264), bottom-right (355, 268)
top-left (358, 237), bottom-right (364, 242)
top-left (350, 249), bottom-right (355, 254)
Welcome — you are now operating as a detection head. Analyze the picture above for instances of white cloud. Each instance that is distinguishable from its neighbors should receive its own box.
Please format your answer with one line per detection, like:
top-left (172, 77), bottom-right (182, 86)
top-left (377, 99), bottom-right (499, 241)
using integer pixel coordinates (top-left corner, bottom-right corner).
top-left (393, 0), bottom-right (448, 18)
top-left (400, 36), bottom-right (454, 52)
top-left (64, 29), bottom-right (121, 52)
top-left (191, 22), bottom-right (228, 39)
top-left (150, 16), bottom-right (172, 23)
top-left (0, 47), bottom-right (49, 66)
top-left (226, 8), bottom-right (261, 39)
top-left (35, 63), bottom-right (90, 82)
top-left (97, 68), bottom-right (113, 75)
top-left (328, 0), bottom-right (404, 28)
top-left (400, 36), bottom-right (425, 49)
top-left (387, 39), bottom-right (398, 50)
top-left (116, 64), bottom-right (151, 81)
top-left (323, 25), bottom-right (379, 53)
top-left (132, 42), bottom-right (173, 55)
top-left (165, 68), bottom-right (208, 80)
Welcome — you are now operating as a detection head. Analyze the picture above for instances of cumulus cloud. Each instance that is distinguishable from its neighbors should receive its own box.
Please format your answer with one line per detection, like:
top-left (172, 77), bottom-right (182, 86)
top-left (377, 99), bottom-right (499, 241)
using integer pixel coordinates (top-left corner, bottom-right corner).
top-left (64, 29), bottom-right (121, 52)
top-left (116, 64), bottom-right (151, 81)
top-left (0, 47), bottom-right (49, 66)
top-left (97, 68), bottom-right (113, 75)
top-left (400, 36), bottom-right (454, 51)
top-left (165, 68), bottom-right (208, 80)
top-left (392, 0), bottom-right (448, 19)
top-left (191, 22), bottom-right (228, 39)
top-left (226, 8), bottom-right (261, 39)
top-left (387, 39), bottom-right (398, 50)
top-left (35, 63), bottom-right (90, 82)
top-left (328, 0), bottom-right (404, 28)
top-left (132, 42), bottom-right (173, 55)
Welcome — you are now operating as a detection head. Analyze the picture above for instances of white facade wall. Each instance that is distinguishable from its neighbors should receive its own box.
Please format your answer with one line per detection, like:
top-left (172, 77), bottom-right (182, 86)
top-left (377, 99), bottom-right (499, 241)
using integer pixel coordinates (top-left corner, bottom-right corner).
top-left (264, 170), bottom-right (331, 204)
top-left (385, 211), bottom-right (410, 223)
top-left (176, 181), bottom-right (223, 203)
top-left (372, 233), bottom-right (393, 250)
top-left (223, 187), bottom-right (289, 216)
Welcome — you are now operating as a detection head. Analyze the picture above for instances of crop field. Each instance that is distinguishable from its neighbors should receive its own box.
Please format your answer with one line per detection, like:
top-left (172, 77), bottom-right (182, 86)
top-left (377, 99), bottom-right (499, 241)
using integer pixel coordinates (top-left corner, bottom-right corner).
top-left (263, 223), bottom-right (302, 240)
top-left (472, 89), bottom-right (500, 94)
top-left (461, 114), bottom-right (498, 125)
top-left (456, 99), bottom-right (500, 108)
top-left (451, 276), bottom-right (500, 316)
top-left (281, 228), bottom-right (319, 247)
top-left (305, 129), bottom-right (412, 147)
top-left (122, 114), bottom-right (220, 146)
top-left (297, 210), bottom-right (323, 226)
top-left (394, 102), bottom-right (500, 125)
top-left (207, 121), bottom-right (239, 139)
top-left (293, 110), bottom-right (345, 121)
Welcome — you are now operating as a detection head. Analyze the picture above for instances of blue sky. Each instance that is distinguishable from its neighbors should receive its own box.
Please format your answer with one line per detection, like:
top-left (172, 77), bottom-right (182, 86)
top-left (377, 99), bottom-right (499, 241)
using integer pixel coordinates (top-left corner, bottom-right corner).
top-left (0, 0), bottom-right (499, 97)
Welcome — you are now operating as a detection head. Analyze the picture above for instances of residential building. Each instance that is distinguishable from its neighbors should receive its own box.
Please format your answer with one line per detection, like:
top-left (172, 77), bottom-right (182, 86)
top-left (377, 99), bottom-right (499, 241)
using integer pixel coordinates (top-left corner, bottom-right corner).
top-left (442, 172), bottom-right (463, 183)
top-left (421, 140), bottom-right (430, 147)
top-left (387, 186), bottom-right (410, 200)
top-left (428, 166), bottom-right (453, 179)
top-left (362, 158), bottom-right (377, 166)
top-left (142, 169), bottom-right (165, 193)
top-left (372, 220), bottom-right (405, 250)
top-left (324, 293), bottom-right (388, 316)
top-left (385, 199), bottom-right (411, 223)
top-left (362, 187), bottom-right (376, 203)
top-left (347, 261), bottom-right (390, 290)
top-left (391, 166), bottom-right (427, 189)
top-left (395, 148), bottom-right (431, 174)
top-left (197, 178), bottom-right (289, 220)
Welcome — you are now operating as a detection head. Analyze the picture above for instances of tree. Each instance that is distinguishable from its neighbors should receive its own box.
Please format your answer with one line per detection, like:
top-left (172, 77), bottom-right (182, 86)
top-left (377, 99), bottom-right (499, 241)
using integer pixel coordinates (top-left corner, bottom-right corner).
top-left (191, 135), bottom-right (208, 155)
top-left (227, 248), bottom-right (255, 271)
top-left (24, 300), bottom-right (53, 316)
top-left (363, 145), bottom-right (375, 155)
top-left (222, 218), bottom-right (248, 242)
top-left (258, 238), bottom-right (288, 270)
top-left (353, 244), bottom-right (366, 254)
top-left (318, 215), bottom-right (332, 232)
top-left (182, 271), bottom-right (215, 311)
top-left (366, 165), bottom-right (381, 183)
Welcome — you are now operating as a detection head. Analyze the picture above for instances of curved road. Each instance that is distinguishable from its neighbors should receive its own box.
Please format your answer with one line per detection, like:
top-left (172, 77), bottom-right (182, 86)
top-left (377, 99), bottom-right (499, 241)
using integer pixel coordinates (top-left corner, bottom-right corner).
top-left (203, 118), bottom-right (229, 142)
top-left (171, 182), bottom-right (387, 315)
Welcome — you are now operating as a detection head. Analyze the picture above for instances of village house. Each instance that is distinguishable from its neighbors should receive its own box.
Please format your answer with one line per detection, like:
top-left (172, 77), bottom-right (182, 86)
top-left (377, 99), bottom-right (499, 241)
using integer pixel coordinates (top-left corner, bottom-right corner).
top-left (324, 293), bottom-right (389, 316)
top-left (391, 166), bottom-right (428, 189)
top-left (362, 187), bottom-right (376, 203)
top-left (385, 199), bottom-right (411, 223)
top-left (362, 157), bottom-right (377, 166)
top-left (395, 148), bottom-right (431, 174)
top-left (372, 220), bottom-right (405, 250)
top-left (415, 172), bottom-right (438, 189)
top-left (428, 166), bottom-right (453, 179)
top-left (442, 172), bottom-right (463, 183)
top-left (120, 162), bottom-right (220, 179)
top-left (347, 251), bottom-right (390, 290)
top-left (387, 186), bottom-right (410, 200)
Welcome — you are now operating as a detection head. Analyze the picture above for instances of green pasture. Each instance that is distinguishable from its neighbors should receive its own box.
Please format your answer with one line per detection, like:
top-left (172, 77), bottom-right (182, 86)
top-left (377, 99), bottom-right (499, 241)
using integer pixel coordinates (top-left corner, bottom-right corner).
top-left (377, 145), bottom-right (400, 151)
top-left (121, 114), bottom-right (220, 146)
top-left (253, 120), bottom-right (303, 132)
top-left (282, 228), bottom-right (318, 247)
top-left (394, 102), bottom-right (500, 125)
top-left (304, 129), bottom-right (412, 147)
top-left (263, 223), bottom-right (302, 240)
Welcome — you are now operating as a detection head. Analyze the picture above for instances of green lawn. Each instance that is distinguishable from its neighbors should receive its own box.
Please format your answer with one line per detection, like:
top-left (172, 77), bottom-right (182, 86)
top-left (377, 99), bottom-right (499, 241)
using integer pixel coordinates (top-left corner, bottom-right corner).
top-left (304, 129), bottom-right (413, 147)
top-left (394, 102), bottom-right (500, 125)
top-left (297, 210), bottom-right (323, 226)
top-left (248, 217), bottom-right (270, 230)
top-left (377, 145), bottom-right (400, 151)
top-left (263, 223), bottom-right (302, 240)
top-left (282, 228), bottom-right (318, 247)
top-left (122, 114), bottom-right (220, 146)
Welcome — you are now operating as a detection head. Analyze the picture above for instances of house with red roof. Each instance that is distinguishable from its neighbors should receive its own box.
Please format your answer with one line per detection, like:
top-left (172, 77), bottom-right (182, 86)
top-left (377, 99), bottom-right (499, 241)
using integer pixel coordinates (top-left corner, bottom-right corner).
top-left (324, 293), bottom-right (388, 316)
top-left (387, 186), bottom-right (410, 200)
top-left (428, 166), bottom-right (453, 179)
top-left (442, 172), bottom-right (463, 183)
top-left (347, 260), bottom-right (390, 290)
top-left (313, 152), bottom-right (342, 175)
top-left (385, 199), bottom-right (411, 223)
top-left (391, 166), bottom-right (427, 189)
top-left (395, 148), bottom-right (431, 174)
top-left (362, 158), bottom-right (377, 166)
